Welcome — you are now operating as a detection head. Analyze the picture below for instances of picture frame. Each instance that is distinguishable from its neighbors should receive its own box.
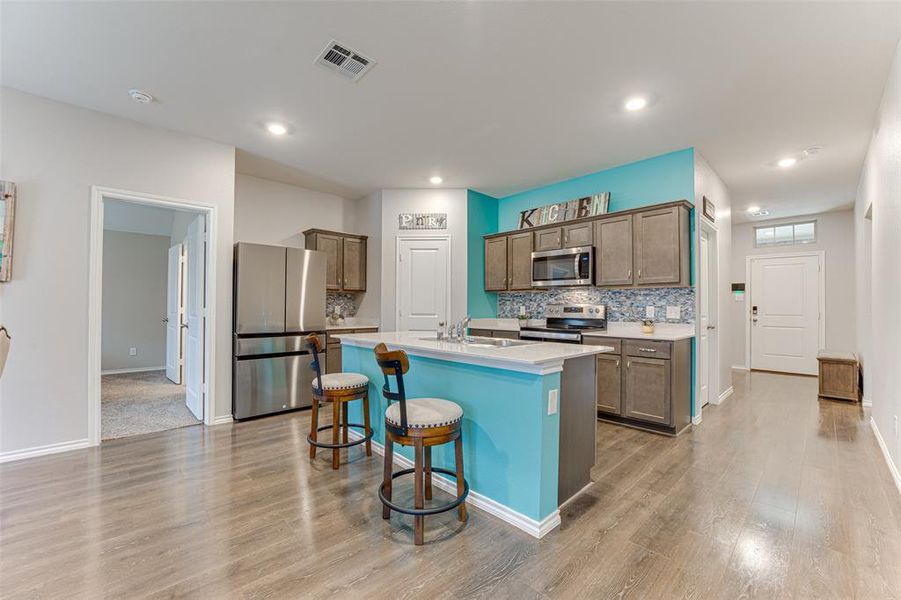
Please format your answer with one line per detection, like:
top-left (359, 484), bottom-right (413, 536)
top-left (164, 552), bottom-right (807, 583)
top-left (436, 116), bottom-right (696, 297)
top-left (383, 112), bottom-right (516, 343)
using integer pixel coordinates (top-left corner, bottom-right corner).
top-left (702, 195), bottom-right (716, 222)
top-left (1, 181), bottom-right (16, 282)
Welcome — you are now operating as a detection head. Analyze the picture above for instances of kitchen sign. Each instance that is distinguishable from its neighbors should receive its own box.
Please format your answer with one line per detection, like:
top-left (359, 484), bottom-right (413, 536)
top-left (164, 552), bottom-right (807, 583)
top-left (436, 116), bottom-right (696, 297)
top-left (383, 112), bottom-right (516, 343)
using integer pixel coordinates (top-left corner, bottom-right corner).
top-left (517, 192), bottom-right (610, 229)
top-left (398, 212), bottom-right (447, 230)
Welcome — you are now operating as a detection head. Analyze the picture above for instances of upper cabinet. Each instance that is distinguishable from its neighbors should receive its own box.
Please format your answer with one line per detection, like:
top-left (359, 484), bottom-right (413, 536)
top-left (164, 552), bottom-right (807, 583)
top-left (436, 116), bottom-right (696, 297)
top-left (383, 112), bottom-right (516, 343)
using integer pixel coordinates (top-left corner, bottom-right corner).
top-left (483, 200), bottom-right (692, 291)
top-left (303, 229), bottom-right (367, 292)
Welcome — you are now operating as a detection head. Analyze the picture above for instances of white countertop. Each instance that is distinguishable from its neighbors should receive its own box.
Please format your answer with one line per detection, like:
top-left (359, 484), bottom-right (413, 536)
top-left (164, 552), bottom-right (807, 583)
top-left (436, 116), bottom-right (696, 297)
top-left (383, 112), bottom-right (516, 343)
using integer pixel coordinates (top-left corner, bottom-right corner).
top-left (335, 331), bottom-right (614, 375)
top-left (325, 318), bottom-right (380, 332)
top-left (582, 322), bottom-right (695, 341)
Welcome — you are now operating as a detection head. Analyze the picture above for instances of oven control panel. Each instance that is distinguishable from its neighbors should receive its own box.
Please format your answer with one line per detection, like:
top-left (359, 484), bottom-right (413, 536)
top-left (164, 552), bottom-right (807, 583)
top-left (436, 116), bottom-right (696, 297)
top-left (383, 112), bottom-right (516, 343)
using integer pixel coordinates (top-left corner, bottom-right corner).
top-left (545, 304), bottom-right (606, 319)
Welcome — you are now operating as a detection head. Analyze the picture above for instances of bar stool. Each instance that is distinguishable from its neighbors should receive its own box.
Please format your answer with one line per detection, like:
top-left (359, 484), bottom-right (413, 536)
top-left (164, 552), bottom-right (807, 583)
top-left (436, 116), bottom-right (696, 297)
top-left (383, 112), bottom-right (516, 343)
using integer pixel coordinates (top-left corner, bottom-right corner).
top-left (306, 334), bottom-right (372, 469)
top-left (373, 343), bottom-right (469, 545)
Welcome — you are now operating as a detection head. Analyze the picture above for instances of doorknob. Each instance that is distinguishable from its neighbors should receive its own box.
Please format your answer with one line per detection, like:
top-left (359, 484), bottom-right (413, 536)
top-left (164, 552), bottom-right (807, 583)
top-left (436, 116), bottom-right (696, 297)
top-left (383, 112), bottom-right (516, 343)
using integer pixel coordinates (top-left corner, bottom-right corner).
top-left (706, 325), bottom-right (716, 330)
top-left (162, 317), bottom-right (169, 323)
top-left (180, 323), bottom-right (189, 329)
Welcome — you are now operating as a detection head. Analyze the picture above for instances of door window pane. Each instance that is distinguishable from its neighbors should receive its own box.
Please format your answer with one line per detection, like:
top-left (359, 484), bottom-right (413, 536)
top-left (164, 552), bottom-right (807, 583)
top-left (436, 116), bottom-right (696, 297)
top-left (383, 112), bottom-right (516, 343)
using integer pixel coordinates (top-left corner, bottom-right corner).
top-left (754, 221), bottom-right (816, 247)
top-left (773, 225), bottom-right (794, 245)
top-left (755, 227), bottom-right (775, 245)
top-left (793, 222), bottom-right (815, 243)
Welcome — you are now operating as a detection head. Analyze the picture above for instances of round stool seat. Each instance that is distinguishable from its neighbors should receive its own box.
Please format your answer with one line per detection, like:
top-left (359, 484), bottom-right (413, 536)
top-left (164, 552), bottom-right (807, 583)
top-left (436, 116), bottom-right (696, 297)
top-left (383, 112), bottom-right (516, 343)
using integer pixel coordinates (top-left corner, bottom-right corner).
top-left (316, 372), bottom-right (369, 391)
top-left (385, 398), bottom-right (463, 429)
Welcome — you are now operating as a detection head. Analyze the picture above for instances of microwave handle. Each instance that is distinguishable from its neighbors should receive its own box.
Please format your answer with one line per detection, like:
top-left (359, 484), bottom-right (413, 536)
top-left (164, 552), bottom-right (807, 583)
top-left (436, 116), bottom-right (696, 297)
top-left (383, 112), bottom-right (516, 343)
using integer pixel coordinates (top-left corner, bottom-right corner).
top-left (574, 254), bottom-right (580, 276)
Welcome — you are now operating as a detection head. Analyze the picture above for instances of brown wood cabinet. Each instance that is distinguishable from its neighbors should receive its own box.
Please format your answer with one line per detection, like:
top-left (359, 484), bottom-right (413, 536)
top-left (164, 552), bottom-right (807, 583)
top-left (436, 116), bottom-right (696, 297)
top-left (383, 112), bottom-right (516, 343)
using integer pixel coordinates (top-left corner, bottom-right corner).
top-left (584, 335), bottom-right (692, 435)
top-left (304, 229), bottom-right (367, 293)
top-left (325, 327), bottom-right (378, 374)
top-left (483, 200), bottom-right (692, 292)
top-left (468, 328), bottom-right (519, 339)
top-left (594, 215), bottom-right (633, 286)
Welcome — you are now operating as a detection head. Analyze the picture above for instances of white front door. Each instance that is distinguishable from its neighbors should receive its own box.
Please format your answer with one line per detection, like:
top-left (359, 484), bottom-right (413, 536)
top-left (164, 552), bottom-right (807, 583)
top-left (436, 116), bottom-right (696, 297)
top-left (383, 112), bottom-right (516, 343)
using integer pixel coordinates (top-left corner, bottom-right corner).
top-left (750, 254), bottom-right (821, 375)
top-left (184, 215), bottom-right (206, 420)
top-left (397, 237), bottom-right (450, 332)
top-left (165, 244), bottom-right (184, 384)
top-left (700, 232), bottom-right (710, 407)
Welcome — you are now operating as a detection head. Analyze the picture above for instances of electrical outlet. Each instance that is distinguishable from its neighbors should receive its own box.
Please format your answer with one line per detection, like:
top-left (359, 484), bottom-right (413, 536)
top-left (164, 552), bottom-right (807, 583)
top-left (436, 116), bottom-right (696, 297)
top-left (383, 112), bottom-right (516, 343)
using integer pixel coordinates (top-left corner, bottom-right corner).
top-left (666, 306), bottom-right (681, 320)
top-left (129, 347), bottom-right (137, 356)
top-left (548, 389), bottom-right (558, 415)
top-left (646, 306), bottom-right (655, 319)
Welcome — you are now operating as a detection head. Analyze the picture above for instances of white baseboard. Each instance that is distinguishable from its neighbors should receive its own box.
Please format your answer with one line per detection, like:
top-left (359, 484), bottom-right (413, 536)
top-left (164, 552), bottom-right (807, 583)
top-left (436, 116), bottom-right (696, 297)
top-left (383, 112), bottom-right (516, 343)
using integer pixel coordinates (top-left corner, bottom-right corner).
top-left (100, 366), bottom-right (166, 375)
top-left (0, 438), bottom-right (91, 463)
top-left (692, 414), bottom-right (702, 425)
top-left (862, 397), bottom-right (872, 407)
top-left (870, 417), bottom-right (901, 496)
top-left (211, 415), bottom-right (234, 426)
top-left (731, 365), bottom-right (749, 371)
top-left (712, 386), bottom-right (734, 405)
top-left (348, 431), bottom-right (561, 538)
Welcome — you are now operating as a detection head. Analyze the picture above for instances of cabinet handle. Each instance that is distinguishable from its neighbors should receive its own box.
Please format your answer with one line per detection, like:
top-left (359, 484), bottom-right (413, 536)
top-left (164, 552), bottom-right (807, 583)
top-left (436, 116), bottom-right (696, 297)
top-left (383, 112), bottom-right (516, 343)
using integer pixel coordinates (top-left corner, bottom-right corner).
top-left (627, 269), bottom-right (632, 279)
top-left (616, 360), bottom-right (620, 367)
top-left (637, 269), bottom-right (641, 279)
top-left (627, 361), bottom-right (631, 368)
top-left (638, 347), bottom-right (657, 353)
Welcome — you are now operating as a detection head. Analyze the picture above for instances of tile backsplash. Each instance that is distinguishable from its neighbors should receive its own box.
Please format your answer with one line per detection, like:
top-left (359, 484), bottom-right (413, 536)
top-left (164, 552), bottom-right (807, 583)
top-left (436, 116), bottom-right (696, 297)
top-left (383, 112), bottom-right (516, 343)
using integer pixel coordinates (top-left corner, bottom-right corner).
top-left (326, 292), bottom-right (358, 317)
top-left (497, 287), bottom-right (695, 323)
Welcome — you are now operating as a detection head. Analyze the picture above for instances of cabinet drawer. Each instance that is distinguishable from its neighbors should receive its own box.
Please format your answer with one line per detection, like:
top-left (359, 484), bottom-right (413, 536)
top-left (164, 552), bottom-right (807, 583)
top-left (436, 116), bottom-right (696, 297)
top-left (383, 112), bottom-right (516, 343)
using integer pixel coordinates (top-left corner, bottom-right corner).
top-left (583, 337), bottom-right (622, 354)
top-left (469, 328), bottom-right (493, 337)
top-left (492, 329), bottom-right (519, 340)
top-left (624, 340), bottom-right (671, 360)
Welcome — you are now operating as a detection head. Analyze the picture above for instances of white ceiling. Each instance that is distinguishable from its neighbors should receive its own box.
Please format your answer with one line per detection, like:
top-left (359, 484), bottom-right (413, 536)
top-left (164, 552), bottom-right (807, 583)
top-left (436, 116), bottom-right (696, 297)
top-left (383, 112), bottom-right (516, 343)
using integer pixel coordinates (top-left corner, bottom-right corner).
top-left (3, 2), bottom-right (900, 223)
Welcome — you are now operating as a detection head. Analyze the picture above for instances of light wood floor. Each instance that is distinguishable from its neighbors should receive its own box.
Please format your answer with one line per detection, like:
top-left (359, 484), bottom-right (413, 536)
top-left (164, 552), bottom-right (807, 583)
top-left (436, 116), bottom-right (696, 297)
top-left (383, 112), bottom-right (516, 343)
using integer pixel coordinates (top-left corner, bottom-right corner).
top-left (2, 371), bottom-right (900, 599)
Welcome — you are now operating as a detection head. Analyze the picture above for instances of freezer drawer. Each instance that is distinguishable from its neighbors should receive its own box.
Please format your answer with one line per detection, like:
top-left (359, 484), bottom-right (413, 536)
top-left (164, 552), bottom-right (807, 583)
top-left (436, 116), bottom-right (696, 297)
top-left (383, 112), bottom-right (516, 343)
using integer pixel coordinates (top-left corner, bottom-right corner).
top-left (233, 353), bottom-right (316, 419)
top-left (234, 334), bottom-right (324, 357)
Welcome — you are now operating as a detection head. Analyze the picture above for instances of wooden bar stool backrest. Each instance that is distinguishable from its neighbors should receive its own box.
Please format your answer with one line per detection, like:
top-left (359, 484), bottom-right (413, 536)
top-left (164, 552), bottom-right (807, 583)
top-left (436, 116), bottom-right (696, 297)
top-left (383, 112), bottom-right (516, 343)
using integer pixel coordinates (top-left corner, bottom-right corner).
top-left (373, 342), bottom-right (411, 434)
top-left (304, 333), bottom-right (325, 396)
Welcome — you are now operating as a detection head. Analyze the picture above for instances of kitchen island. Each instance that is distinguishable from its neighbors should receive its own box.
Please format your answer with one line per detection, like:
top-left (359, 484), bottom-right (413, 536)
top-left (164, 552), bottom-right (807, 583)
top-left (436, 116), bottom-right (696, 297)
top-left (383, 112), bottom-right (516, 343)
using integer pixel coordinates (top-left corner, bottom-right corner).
top-left (337, 331), bottom-right (613, 537)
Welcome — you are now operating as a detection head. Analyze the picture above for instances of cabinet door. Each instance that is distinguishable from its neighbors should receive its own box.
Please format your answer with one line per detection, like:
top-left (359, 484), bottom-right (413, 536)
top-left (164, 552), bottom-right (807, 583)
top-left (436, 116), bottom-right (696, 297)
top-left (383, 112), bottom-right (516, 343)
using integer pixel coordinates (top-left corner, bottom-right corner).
top-left (492, 330), bottom-right (519, 340)
top-left (533, 227), bottom-right (563, 251)
top-left (624, 357), bottom-right (671, 425)
top-left (563, 222), bottom-right (593, 248)
top-left (595, 216), bottom-right (633, 286)
top-left (484, 237), bottom-right (509, 291)
top-left (507, 231), bottom-right (533, 290)
top-left (633, 207), bottom-right (682, 285)
top-left (468, 328), bottom-right (493, 337)
top-left (342, 237), bottom-right (366, 291)
top-left (326, 344), bottom-right (342, 374)
top-left (316, 234), bottom-right (343, 291)
top-left (596, 354), bottom-right (622, 415)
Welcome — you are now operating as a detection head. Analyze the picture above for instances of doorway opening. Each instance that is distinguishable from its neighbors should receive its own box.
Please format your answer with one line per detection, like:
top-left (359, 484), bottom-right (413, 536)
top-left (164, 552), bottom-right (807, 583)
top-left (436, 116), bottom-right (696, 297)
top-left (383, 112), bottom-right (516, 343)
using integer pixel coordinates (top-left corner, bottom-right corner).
top-left (745, 252), bottom-right (825, 376)
top-left (88, 187), bottom-right (218, 445)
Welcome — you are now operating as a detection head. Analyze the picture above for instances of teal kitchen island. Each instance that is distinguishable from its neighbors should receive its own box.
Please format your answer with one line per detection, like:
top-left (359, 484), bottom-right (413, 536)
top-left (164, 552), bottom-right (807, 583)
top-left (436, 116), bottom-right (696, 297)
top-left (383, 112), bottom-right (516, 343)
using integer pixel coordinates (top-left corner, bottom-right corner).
top-left (338, 332), bottom-right (613, 538)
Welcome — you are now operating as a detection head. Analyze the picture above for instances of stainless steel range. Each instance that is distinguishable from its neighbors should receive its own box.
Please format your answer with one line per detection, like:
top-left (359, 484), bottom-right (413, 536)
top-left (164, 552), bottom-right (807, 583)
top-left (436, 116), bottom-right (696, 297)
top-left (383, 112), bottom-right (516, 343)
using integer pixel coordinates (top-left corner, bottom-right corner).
top-left (519, 304), bottom-right (607, 344)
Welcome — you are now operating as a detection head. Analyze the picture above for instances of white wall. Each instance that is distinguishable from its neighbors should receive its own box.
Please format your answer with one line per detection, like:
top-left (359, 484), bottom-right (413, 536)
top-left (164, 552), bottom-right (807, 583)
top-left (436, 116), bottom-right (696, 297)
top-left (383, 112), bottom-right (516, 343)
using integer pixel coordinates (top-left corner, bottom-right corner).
top-left (378, 189), bottom-right (468, 332)
top-left (730, 210), bottom-right (856, 369)
top-left (101, 230), bottom-right (170, 371)
top-left (855, 38), bottom-right (901, 474)
top-left (234, 174), bottom-right (358, 247)
top-left (354, 191), bottom-right (383, 321)
top-left (0, 88), bottom-right (235, 457)
top-left (694, 153), bottom-right (733, 399)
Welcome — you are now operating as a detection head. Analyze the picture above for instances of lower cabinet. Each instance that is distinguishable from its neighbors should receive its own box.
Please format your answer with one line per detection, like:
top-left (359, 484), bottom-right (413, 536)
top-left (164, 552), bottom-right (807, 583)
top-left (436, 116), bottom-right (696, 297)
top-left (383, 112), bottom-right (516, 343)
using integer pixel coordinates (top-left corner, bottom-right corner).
top-left (585, 336), bottom-right (692, 435)
top-left (325, 328), bottom-right (378, 373)
top-left (469, 328), bottom-right (519, 339)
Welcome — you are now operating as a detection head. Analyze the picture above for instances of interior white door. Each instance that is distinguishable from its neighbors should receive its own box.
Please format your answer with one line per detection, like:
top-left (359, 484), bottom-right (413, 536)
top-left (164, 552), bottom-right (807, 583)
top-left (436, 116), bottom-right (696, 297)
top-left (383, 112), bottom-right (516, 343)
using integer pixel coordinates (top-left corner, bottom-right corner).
top-left (397, 237), bottom-right (449, 332)
top-left (750, 254), bottom-right (821, 375)
top-left (165, 244), bottom-right (184, 384)
top-left (700, 233), bottom-right (710, 407)
top-left (184, 215), bottom-right (205, 420)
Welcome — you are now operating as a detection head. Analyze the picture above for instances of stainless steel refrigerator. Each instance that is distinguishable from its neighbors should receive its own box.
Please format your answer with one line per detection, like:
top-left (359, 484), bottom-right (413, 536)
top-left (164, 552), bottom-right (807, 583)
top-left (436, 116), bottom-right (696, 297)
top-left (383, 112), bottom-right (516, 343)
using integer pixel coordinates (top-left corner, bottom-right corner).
top-left (233, 243), bottom-right (327, 420)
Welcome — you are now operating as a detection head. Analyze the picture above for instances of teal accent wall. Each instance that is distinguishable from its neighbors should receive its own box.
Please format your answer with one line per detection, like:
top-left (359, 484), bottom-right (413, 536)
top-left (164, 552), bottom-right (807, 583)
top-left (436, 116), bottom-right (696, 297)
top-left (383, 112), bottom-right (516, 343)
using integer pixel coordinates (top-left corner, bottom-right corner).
top-left (496, 148), bottom-right (695, 231)
top-left (343, 344), bottom-right (561, 521)
top-left (466, 190), bottom-right (499, 317)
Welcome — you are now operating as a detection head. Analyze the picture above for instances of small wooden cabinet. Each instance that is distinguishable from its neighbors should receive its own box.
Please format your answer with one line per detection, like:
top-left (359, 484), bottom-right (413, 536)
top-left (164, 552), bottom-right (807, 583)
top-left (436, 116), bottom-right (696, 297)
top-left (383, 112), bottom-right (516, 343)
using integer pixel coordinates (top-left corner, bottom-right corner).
top-left (633, 206), bottom-right (690, 286)
top-left (563, 222), bottom-right (593, 248)
top-left (325, 327), bottom-right (378, 373)
top-left (584, 335), bottom-right (692, 435)
top-left (507, 232), bottom-right (533, 290)
top-left (484, 236), bottom-right (509, 291)
top-left (594, 215), bottom-right (633, 286)
top-left (303, 229), bottom-right (367, 293)
top-left (533, 227), bottom-right (563, 252)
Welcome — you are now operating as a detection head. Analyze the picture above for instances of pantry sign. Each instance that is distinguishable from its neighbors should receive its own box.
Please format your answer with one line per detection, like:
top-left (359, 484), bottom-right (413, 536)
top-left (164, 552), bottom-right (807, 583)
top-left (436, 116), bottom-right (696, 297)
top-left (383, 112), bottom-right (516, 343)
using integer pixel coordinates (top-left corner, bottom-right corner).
top-left (517, 192), bottom-right (609, 229)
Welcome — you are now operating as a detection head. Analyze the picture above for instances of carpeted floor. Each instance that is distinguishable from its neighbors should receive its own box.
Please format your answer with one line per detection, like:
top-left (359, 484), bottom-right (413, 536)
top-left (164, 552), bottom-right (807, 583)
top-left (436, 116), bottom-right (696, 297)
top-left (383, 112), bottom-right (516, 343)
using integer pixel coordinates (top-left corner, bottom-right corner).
top-left (101, 370), bottom-right (201, 440)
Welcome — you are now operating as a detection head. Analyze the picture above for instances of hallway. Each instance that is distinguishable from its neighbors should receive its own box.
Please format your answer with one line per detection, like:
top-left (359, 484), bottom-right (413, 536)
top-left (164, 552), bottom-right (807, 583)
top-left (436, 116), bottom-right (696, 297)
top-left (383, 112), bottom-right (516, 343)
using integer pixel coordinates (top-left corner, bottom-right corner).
top-left (101, 370), bottom-right (200, 440)
top-left (2, 371), bottom-right (899, 598)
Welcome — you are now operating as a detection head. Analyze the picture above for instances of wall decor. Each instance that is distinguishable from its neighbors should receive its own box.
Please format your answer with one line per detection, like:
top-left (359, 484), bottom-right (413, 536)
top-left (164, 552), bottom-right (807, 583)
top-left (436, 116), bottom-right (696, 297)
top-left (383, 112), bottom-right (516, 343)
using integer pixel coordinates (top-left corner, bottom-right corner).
top-left (0, 181), bottom-right (16, 282)
top-left (398, 212), bottom-right (447, 230)
top-left (702, 196), bottom-right (716, 222)
top-left (517, 192), bottom-right (609, 229)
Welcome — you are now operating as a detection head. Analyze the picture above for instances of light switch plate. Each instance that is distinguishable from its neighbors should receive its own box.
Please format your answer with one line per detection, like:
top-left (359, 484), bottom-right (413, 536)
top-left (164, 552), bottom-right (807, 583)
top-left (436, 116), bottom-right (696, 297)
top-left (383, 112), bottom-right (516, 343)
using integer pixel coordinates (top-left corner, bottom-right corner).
top-left (548, 389), bottom-right (558, 415)
top-left (129, 347), bottom-right (137, 356)
top-left (666, 306), bottom-right (680, 320)
top-left (646, 306), bottom-right (655, 319)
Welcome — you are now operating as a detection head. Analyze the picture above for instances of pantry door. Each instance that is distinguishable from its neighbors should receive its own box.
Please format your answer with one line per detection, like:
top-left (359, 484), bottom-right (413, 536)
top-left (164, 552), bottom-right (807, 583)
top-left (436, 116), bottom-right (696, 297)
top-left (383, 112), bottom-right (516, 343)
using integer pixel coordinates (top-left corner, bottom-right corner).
top-left (396, 237), bottom-right (450, 332)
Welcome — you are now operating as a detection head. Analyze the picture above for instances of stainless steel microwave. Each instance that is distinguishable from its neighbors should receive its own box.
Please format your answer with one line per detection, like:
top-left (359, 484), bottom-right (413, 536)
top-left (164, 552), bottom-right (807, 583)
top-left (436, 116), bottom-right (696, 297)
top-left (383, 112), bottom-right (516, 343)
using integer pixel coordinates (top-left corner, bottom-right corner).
top-left (531, 246), bottom-right (594, 287)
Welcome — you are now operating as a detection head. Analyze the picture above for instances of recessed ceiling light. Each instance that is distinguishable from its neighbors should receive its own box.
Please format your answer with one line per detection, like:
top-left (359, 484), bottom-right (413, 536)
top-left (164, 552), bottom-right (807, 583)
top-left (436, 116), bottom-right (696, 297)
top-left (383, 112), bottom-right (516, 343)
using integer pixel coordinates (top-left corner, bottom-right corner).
top-left (752, 210), bottom-right (770, 217)
top-left (624, 96), bottom-right (648, 112)
top-left (266, 122), bottom-right (288, 136)
top-left (429, 176), bottom-right (443, 185)
top-left (777, 157), bottom-right (797, 168)
top-left (746, 206), bottom-right (761, 213)
top-left (128, 89), bottom-right (154, 104)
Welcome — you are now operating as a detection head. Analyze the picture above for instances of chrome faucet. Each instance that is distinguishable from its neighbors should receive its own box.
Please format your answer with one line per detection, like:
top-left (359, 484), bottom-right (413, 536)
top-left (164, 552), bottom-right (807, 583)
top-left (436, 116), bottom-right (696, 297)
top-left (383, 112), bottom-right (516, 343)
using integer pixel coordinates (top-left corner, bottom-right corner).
top-left (449, 316), bottom-right (472, 341)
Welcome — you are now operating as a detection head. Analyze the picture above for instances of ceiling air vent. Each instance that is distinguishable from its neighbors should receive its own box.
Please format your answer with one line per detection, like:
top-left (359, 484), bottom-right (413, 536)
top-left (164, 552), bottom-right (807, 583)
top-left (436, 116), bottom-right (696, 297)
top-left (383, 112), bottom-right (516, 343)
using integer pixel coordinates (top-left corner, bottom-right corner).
top-left (315, 40), bottom-right (376, 82)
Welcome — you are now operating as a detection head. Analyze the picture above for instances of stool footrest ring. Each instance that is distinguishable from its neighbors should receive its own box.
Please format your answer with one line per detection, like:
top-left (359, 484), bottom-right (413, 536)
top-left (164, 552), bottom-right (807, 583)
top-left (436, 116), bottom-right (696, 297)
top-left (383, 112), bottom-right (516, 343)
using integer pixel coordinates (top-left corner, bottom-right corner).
top-left (307, 423), bottom-right (372, 449)
top-left (378, 467), bottom-right (470, 516)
